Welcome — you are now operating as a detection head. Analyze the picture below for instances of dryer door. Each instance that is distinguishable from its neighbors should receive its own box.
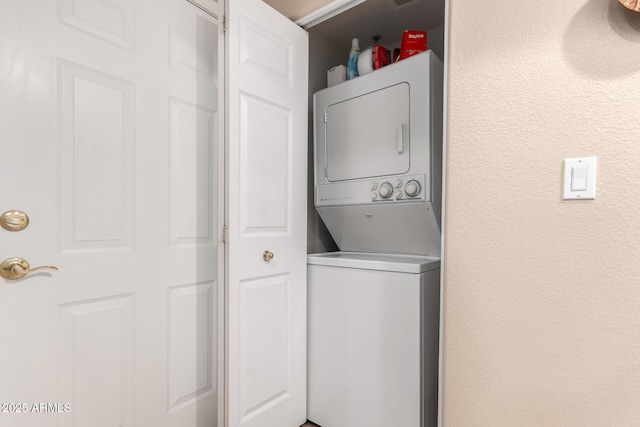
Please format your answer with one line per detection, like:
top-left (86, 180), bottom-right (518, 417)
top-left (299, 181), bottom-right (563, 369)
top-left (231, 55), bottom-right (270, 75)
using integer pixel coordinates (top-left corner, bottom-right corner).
top-left (325, 82), bottom-right (410, 182)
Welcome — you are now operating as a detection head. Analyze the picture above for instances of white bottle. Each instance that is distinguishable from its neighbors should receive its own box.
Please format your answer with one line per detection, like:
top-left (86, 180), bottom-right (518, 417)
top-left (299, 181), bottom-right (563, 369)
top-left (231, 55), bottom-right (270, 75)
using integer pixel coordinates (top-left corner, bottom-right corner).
top-left (347, 38), bottom-right (360, 80)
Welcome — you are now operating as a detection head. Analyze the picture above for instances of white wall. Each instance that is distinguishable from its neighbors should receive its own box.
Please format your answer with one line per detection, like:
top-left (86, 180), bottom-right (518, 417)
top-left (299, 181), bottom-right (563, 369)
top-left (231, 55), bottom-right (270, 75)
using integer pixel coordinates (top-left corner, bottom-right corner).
top-left (442, 0), bottom-right (640, 425)
top-left (428, 25), bottom-right (445, 62)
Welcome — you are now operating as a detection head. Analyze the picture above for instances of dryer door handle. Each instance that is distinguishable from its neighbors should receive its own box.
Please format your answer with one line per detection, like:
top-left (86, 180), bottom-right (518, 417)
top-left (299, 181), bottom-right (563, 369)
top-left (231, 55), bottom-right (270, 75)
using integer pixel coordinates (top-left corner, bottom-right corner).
top-left (396, 124), bottom-right (405, 154)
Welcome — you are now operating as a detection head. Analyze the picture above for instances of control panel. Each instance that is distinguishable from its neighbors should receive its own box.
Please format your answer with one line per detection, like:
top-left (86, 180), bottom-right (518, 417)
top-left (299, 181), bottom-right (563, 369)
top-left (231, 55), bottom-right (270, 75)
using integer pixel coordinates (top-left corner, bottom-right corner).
top-left (370, 175), bottom-right (424, 202)
top-left (316, 174), bottom-right (427, 206)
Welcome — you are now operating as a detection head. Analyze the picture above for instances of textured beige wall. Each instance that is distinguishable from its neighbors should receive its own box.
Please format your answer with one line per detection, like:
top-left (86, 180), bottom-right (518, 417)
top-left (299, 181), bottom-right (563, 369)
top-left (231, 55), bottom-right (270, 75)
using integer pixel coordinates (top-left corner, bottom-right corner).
top-left (442, 0), bottom-right (640, 425)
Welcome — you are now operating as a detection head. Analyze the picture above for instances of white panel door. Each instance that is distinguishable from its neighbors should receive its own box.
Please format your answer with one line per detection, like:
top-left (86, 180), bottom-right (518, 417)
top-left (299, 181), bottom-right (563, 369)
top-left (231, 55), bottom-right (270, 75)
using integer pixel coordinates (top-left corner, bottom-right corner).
top-left (226, 1), bottom-right (308, 426)
top-left (0, 1), bottom-right (223, 426)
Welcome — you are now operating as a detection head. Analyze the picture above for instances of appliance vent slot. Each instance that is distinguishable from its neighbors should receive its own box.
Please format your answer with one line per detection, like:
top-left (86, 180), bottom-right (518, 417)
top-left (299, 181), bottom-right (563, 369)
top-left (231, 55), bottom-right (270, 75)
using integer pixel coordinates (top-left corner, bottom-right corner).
top-left (387, 0), bottom-right (423, 11)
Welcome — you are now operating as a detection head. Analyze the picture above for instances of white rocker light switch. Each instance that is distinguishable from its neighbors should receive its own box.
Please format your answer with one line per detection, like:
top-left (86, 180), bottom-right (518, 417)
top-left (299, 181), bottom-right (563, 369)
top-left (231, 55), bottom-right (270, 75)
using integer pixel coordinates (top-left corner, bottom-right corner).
top-left (563, 157), bottom-right (597, 200)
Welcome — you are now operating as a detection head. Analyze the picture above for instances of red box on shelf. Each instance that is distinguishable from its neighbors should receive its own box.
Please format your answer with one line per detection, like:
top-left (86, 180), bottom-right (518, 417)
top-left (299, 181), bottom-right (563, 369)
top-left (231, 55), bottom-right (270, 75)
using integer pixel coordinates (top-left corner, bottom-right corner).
top-left (399, 30), bottom-right (427, 60)
top-left (372, 45), bottom-right (391, 70)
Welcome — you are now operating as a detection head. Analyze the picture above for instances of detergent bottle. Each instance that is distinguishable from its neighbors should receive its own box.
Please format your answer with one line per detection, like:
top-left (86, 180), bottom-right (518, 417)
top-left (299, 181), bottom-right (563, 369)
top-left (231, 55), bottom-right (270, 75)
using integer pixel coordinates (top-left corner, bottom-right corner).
top-left (347, 38), bottom-right (360, 80)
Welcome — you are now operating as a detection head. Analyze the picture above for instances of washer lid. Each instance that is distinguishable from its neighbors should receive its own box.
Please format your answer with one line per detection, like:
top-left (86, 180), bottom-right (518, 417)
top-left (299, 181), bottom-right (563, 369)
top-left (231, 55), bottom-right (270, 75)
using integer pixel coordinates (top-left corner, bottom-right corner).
top-left (307, 251), bottom-right (440, 273)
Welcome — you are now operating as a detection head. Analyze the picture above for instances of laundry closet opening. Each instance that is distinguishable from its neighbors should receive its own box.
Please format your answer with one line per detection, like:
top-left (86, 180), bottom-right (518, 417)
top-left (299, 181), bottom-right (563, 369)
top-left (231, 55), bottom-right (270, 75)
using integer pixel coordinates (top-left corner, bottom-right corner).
top-left (300, 0), bottom-right (446, 255)
top-left (289, 0), bottom-right (446, 426)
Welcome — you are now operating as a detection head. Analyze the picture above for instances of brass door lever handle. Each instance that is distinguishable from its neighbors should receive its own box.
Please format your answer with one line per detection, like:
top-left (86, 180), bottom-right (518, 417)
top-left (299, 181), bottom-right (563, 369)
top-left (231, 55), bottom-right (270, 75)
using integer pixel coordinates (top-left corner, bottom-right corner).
top-left (0, 258), bottom-right (58, 280)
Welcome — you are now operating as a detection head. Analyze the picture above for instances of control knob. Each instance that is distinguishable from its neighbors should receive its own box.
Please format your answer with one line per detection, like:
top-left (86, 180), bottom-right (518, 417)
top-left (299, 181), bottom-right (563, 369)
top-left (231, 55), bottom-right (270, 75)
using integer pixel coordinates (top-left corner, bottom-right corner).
top-left (405, 180), bottom-right (421, 197)
top-left (378, 182), bottom-right (393, 199)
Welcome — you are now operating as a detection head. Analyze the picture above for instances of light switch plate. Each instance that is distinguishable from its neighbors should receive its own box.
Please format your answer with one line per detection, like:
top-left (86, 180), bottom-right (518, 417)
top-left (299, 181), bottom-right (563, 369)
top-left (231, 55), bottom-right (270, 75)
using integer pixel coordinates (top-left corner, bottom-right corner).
top-left (563, 157), bottom-right (597, 200)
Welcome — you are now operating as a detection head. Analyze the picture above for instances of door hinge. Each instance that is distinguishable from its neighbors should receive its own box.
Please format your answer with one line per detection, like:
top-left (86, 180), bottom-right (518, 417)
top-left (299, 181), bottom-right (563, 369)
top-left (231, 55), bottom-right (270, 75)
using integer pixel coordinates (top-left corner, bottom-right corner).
top-left (223, 16), bottom-right (226, 32)
top-left (324, 166), bottom-right (328, 177)
top-left (222, 225), bottom-right (227, 243)
top-left (324, 111), bottom-right (327, 123)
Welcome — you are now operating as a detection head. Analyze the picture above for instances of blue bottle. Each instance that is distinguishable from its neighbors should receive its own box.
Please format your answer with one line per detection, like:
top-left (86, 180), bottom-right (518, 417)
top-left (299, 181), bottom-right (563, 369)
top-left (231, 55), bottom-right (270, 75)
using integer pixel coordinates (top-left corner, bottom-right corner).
top-left (347, 38), bottom-right (360, 80)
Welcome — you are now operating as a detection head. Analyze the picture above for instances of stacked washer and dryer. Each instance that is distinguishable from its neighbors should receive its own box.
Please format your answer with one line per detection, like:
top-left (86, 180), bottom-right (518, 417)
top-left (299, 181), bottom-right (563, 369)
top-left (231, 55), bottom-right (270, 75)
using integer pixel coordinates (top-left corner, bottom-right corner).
top-left (307, 50), bottom-right (444, 427)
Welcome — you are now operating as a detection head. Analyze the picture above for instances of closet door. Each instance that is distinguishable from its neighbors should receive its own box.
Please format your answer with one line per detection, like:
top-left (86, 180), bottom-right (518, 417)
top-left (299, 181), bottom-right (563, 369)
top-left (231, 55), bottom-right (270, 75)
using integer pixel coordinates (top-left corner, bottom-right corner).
top-left (226, 0), bottom-right (308, 426)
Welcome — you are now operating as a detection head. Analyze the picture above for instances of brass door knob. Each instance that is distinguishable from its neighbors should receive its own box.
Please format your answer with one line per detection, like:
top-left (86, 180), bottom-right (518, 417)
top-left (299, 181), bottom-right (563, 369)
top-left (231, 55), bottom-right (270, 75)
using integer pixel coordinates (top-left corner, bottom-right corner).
top-left (0, 210), bottom-right (29, 232)
top-left (262, 250), bottom-right (274, 262)
top-left (0, 258), bottom-right (58, 280)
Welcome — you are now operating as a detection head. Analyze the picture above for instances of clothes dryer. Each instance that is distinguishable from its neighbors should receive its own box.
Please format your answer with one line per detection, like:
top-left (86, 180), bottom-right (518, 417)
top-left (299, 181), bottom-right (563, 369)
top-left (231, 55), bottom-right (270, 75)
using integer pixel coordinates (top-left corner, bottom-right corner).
top-left (313, 51), bottom-right (443, 256)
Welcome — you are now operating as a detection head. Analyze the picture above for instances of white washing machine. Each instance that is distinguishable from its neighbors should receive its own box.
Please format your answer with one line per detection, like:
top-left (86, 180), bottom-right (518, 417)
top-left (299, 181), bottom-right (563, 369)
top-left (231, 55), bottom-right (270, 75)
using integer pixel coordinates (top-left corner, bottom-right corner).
top-left (307, 252), bottom-right (440, 427)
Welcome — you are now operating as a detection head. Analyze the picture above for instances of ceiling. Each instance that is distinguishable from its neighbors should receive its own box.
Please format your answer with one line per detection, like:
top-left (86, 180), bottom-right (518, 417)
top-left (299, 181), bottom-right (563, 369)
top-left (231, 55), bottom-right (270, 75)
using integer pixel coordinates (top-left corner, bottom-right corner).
top-left (264, 0), bottom-right (445, 50)
top-left (263, 0), bottom-right (335, 21)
